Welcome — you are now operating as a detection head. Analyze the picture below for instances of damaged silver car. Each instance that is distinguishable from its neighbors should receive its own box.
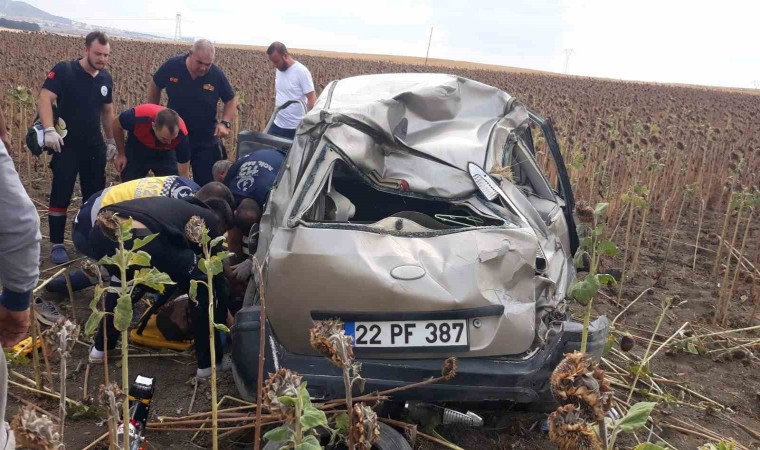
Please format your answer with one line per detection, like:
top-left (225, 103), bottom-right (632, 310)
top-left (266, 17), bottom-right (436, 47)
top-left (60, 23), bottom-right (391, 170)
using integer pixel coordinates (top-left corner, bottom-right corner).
top-left (231, 73), bottom-right (609, 406)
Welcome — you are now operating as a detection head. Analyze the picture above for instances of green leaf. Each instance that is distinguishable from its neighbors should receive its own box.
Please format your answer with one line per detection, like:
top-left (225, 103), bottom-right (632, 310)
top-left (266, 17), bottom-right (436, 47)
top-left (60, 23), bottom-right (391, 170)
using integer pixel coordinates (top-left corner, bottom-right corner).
top-left (333, 412), bottom-right (349, 433)
top-left (579, 236), bottom-right (594, 251)
top-left (301, 406), bottom-right (327, 431)
top-left (119, 217), bottom-right (134, 242)
top-left (592, 223), bottom-right (605, 237)
top-left (277, 395), bottom-right (297, 406)
top-left (628, 363), bottom-right (651, 379)
top-left (89, 286), bottom-right (105, 311)
top-left (129, 251), bottom-right (152, 268)
top-left (574, 250), bottom-right (589, 269)
top-left (594, 202), bottom-right (609, 218)
top-left (98, 255), bottom-right (116, 266)
top-left (200, 228), bottom-right (211, 246)
top-left (263, 425), bottom-right (292, 443)
top-left (209, 236), bottom-right (226, 249)
top-left (113, 295), bottom-right (133, 332)
top-left (214, 323), bottom-right (230, 333)
top-left (569, 275), bottom-right (600, 306)
top-left (633, 444), bottom-right (666, 450)
top-left (198, 259), bottom-right (208, 275)
top-left (598, 240), bottom-right (619, 256)
top-left (294, 435), bottom-right (321, 450)
top-left (596, 273), bottom-right (617, 286)
top-left (84, 311), bottom-right (105, 336)
top-left (214, 250), bottom-right (235, 262)
top-left (205, 256), bottom-right (224, 276)
top-left (132, 233), bottom-right (158, 251)
top-left (189, 280), bottom-right (199, 301)
top-left (134, 268), bottom-right (174, 292)
top-left (617, 402), bottom-right (657, 432)
top-left (299, 383), bottom-right (312, 408)
top-left (604, 335), bottom-right (617, 355)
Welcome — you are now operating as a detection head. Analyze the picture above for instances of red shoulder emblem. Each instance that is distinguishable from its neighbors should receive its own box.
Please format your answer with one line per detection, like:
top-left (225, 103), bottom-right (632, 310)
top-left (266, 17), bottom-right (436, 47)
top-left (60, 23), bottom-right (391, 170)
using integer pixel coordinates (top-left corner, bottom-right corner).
top-left (169, 77), bottom-right (179, 83)
top-left (47, 71), bottom-right (56, 80)
top-left (203, 83), bottom-right (215, 91)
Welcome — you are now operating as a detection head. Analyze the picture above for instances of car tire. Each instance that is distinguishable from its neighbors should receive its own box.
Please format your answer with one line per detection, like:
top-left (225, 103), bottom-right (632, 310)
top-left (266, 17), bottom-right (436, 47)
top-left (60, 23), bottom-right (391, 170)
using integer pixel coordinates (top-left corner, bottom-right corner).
top-left (261, 422), bottom-right (412, 450)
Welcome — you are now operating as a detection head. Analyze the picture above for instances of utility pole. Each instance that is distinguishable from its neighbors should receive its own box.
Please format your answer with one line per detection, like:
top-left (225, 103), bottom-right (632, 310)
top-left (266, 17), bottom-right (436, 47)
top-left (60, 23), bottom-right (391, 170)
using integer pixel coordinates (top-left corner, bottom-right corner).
top-left (564, 48), bottom-right (574, 74)
top-left (174, 13), bottom-right (182, 41)
top-left (424, 27), bottom-right (433, 66)
top-left (753, 80), bottom-right (760, 89)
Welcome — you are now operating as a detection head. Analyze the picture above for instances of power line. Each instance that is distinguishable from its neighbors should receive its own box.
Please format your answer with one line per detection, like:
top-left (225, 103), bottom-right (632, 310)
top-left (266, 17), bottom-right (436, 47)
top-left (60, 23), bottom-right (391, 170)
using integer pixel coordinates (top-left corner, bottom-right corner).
top-left (563, 48), bottom-right (574, 74)
top-left (424, 27), bottom-right (433, 66)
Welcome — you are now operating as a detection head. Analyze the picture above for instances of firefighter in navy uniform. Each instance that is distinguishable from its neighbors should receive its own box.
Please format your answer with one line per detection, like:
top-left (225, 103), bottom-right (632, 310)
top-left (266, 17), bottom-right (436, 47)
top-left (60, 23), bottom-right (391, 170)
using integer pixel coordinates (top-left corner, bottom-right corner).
top-left (112, 104), bottom-right (192, 181)
top-left (148, 39), bottom-right (237, 186)
top-left (37, 31), bottom-right (116, 264)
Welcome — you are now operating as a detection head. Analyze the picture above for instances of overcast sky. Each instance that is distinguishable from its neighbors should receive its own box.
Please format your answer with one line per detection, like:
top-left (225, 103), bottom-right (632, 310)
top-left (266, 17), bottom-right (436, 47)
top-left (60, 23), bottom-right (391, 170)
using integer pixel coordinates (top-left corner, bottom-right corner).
top-left (26, 0), bottom-right (760, 88)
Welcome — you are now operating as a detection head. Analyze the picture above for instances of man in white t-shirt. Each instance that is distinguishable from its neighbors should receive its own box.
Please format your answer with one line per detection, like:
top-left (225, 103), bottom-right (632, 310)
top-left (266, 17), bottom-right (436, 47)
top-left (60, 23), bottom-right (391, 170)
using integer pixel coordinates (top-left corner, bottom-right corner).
top-left (266, 41), bottom-right (316, 140)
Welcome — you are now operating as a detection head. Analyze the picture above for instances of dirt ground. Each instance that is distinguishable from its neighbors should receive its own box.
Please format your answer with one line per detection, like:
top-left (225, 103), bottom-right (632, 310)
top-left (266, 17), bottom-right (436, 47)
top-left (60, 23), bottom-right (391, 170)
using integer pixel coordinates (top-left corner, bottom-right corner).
top-left (4, 166), bottom-right (759, 450)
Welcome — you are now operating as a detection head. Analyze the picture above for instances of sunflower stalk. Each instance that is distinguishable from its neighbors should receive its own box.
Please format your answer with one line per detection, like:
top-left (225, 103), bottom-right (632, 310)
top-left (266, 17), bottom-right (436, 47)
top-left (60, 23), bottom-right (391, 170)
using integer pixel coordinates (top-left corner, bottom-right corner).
top-left (185, 216), bottom-right (233, 450)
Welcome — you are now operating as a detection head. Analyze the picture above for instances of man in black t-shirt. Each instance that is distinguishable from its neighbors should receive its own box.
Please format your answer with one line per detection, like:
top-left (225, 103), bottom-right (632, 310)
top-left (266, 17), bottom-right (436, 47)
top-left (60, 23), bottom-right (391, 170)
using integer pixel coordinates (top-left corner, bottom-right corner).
top-left (148, 39), bottom-right (237, 186)
top-left (88, 195), bottom-right (233, 378)
top-left (37, 31), bottom-right (116, 264)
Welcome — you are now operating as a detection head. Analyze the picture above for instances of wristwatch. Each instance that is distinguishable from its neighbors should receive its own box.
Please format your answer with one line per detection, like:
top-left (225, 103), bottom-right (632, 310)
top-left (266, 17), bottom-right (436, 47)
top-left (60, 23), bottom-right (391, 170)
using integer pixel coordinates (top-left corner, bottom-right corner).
top-left (220, 120), bottom-right (232, 129)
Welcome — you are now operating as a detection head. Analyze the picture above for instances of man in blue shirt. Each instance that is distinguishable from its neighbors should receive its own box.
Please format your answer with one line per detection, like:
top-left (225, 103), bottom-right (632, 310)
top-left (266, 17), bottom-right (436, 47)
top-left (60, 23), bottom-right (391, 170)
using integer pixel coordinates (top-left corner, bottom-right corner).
top-left (223, 148), bottom-right (285, 288)
top-left (148, 39), bottom-right (237, 186)
top-left (37, 31), bottom-right (116, 264)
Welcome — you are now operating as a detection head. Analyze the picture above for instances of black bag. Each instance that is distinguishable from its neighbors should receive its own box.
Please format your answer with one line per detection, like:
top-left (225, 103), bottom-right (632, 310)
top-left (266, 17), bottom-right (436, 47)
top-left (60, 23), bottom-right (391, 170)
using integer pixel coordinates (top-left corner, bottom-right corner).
top-left (26, 60), bottom-right (75, 157)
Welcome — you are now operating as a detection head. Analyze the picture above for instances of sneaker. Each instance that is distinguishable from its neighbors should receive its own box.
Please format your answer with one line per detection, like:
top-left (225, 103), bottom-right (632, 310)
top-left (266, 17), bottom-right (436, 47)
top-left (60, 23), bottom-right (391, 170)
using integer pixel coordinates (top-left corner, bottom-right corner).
top-left (32, 297), bottom-right (63, 326)
top-left (195, 356), bottom-right (232, 379)
top-left (50, 244), bottom-right (69, 265)
top-left (45, 269), bottom-right (96, 294)
top-left (88, 346), bottom-right (108, 364)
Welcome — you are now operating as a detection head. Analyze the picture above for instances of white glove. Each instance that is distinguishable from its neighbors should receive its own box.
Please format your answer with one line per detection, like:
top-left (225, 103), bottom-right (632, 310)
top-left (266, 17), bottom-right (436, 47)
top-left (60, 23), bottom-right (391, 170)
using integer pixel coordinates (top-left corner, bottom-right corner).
top-left (105, 138), bottom-right (117, 161)
top-left (231, 259), bottom-right (253, 283)
top-left (43, 127), bottom-right (64, 153)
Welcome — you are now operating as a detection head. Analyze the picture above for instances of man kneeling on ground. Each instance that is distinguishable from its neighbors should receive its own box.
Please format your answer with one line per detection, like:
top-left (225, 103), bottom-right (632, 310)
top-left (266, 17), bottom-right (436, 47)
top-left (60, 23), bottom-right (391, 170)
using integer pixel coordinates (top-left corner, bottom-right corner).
top-left (88, 195), bottom-right (233, 378)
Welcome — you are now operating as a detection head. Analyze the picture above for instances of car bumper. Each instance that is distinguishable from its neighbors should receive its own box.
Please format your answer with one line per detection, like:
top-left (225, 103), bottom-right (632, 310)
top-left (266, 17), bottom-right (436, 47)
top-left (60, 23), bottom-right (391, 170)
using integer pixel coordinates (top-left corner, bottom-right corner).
top-left (231, 306), bottom-right (609, 403)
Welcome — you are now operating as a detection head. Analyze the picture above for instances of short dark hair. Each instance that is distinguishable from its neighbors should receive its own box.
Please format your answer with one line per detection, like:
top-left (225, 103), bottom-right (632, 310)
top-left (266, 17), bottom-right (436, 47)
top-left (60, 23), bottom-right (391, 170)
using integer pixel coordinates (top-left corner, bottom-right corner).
top-left (204, 197), bottom-right (233, 232)
top-left (195, 182), bottom-right (235, 209)
top-left (155, 108), bottom-right (180, 134)
top-left (233, 198), bottom-right (262, 234)
top-left (85, 31), bottom-right (109, 48)
top-left (266, 41), bottom-right (288, 57)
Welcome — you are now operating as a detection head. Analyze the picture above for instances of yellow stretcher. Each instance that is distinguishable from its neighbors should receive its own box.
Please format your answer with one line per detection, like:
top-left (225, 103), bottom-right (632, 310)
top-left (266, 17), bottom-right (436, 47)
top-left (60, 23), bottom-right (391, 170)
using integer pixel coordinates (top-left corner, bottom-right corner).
top-left (129, 315), bottom-right (193, 351)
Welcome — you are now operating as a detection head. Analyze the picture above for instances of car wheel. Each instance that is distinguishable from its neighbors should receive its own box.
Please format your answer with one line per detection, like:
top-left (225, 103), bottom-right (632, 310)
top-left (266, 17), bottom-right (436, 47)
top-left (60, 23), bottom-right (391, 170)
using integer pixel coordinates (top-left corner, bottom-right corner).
top-left (261, 422), bottom-right (412, 449)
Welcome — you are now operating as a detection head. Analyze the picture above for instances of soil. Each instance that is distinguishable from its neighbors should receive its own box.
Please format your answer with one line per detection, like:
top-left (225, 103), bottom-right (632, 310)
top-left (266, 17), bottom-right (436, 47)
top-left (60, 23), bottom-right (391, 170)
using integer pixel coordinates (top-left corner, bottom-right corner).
top-left (4, 162), bottom-right (759, 450)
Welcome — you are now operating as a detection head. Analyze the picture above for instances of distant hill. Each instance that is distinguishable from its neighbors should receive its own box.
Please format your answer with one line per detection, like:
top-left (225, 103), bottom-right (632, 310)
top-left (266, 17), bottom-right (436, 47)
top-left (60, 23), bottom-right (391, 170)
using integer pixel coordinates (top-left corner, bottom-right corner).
top-left (0, 0), bottom-right (71, 24)
top-left (0, 16), bottom-right (39, 31)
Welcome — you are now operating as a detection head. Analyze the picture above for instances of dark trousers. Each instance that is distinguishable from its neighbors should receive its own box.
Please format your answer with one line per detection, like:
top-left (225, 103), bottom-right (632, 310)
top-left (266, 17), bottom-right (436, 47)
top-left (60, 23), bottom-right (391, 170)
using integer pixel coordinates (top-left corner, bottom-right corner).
top-left (90, 225), bottom-right (227, 369)
top-left (189, 139), bottom-right (225, 186)
top-left (268, 123), bottom-right (296, 140)
top-left (48, 141), bottom-right (106, 244)
top-left (121, 146), bottom-right (178, 182)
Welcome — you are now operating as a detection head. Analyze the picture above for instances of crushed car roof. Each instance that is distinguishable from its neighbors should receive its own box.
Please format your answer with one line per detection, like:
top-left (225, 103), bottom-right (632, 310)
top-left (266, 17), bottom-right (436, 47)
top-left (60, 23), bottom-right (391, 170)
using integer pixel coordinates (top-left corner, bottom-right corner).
top-left (296, 73), bottom-right (531, 199)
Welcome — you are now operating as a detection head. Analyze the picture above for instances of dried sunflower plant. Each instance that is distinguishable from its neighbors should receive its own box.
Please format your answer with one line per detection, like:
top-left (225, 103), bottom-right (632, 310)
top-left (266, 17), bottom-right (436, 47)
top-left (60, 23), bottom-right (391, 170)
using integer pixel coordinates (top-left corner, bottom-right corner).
top-left (11, 405), bottom-right (61, 450)
top-left (185, 215), bottom-right (234, 450)
top-left (47, 319), bottom-right (79, 444)
top-left (84, 211), bottom-right (174, 450)
top-left (262, 368), bottom-right (329, 449)
top-left (310, 319), bottom-right (372, 449)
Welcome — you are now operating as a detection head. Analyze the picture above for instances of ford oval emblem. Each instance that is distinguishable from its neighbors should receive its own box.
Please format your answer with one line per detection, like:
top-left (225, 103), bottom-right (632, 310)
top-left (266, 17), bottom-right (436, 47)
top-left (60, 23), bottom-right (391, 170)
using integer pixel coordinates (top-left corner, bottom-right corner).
top-left (390, 265), bottom-right (425, 280)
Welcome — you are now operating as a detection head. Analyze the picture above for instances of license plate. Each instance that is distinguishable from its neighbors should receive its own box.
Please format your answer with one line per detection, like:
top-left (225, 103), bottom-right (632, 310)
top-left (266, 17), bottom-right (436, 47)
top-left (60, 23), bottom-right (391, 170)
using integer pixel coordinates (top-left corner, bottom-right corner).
top-left (345, 319), bottom-right (468, 349)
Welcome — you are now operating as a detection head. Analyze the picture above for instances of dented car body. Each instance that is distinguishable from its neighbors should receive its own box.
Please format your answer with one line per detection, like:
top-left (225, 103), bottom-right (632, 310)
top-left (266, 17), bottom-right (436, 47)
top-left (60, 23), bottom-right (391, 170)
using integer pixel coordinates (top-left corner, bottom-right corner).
top-left (231, 73), bottom-right (609, 404)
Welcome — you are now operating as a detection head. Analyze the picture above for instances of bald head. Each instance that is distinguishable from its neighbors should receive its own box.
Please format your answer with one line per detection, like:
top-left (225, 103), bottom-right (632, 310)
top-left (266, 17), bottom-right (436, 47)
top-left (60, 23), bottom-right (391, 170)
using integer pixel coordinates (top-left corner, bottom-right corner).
top-left (192, 39), bottom-right (215, 57)
top-left (187, 39), bottom-right (215, 78)
top-left (195, 181), bottom-right (234, 209)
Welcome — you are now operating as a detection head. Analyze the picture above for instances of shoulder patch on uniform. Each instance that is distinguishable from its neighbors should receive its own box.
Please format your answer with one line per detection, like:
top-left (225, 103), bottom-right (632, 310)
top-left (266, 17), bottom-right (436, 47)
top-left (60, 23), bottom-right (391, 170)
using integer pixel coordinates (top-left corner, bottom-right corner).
top-left (47, 71), bottom-right (56, 79)
top-left (101, 86), bottom-right (108, 96)
top-left (203, 83), bottom-right (215, 91)
top-left (169, 77), bottom-right (179, 83)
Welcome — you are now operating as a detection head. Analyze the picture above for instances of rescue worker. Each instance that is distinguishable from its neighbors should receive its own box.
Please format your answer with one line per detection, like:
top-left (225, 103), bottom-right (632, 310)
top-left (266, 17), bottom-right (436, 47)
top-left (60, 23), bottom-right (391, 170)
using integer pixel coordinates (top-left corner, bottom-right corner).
top-left (148, 39), bottom-right (237, 186)
top-left (112, 104), bottom-right (191, 180)
top-left (222, 148), bottom-right (286, 300)
top-left (211, 159), bottom-right (233, 183)
top-left (37, 31), bottom-right (116, 264)
top-left (88, 195), bottom-right (233, 379)
top-left (43, 176), bottom-right (220, 294)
